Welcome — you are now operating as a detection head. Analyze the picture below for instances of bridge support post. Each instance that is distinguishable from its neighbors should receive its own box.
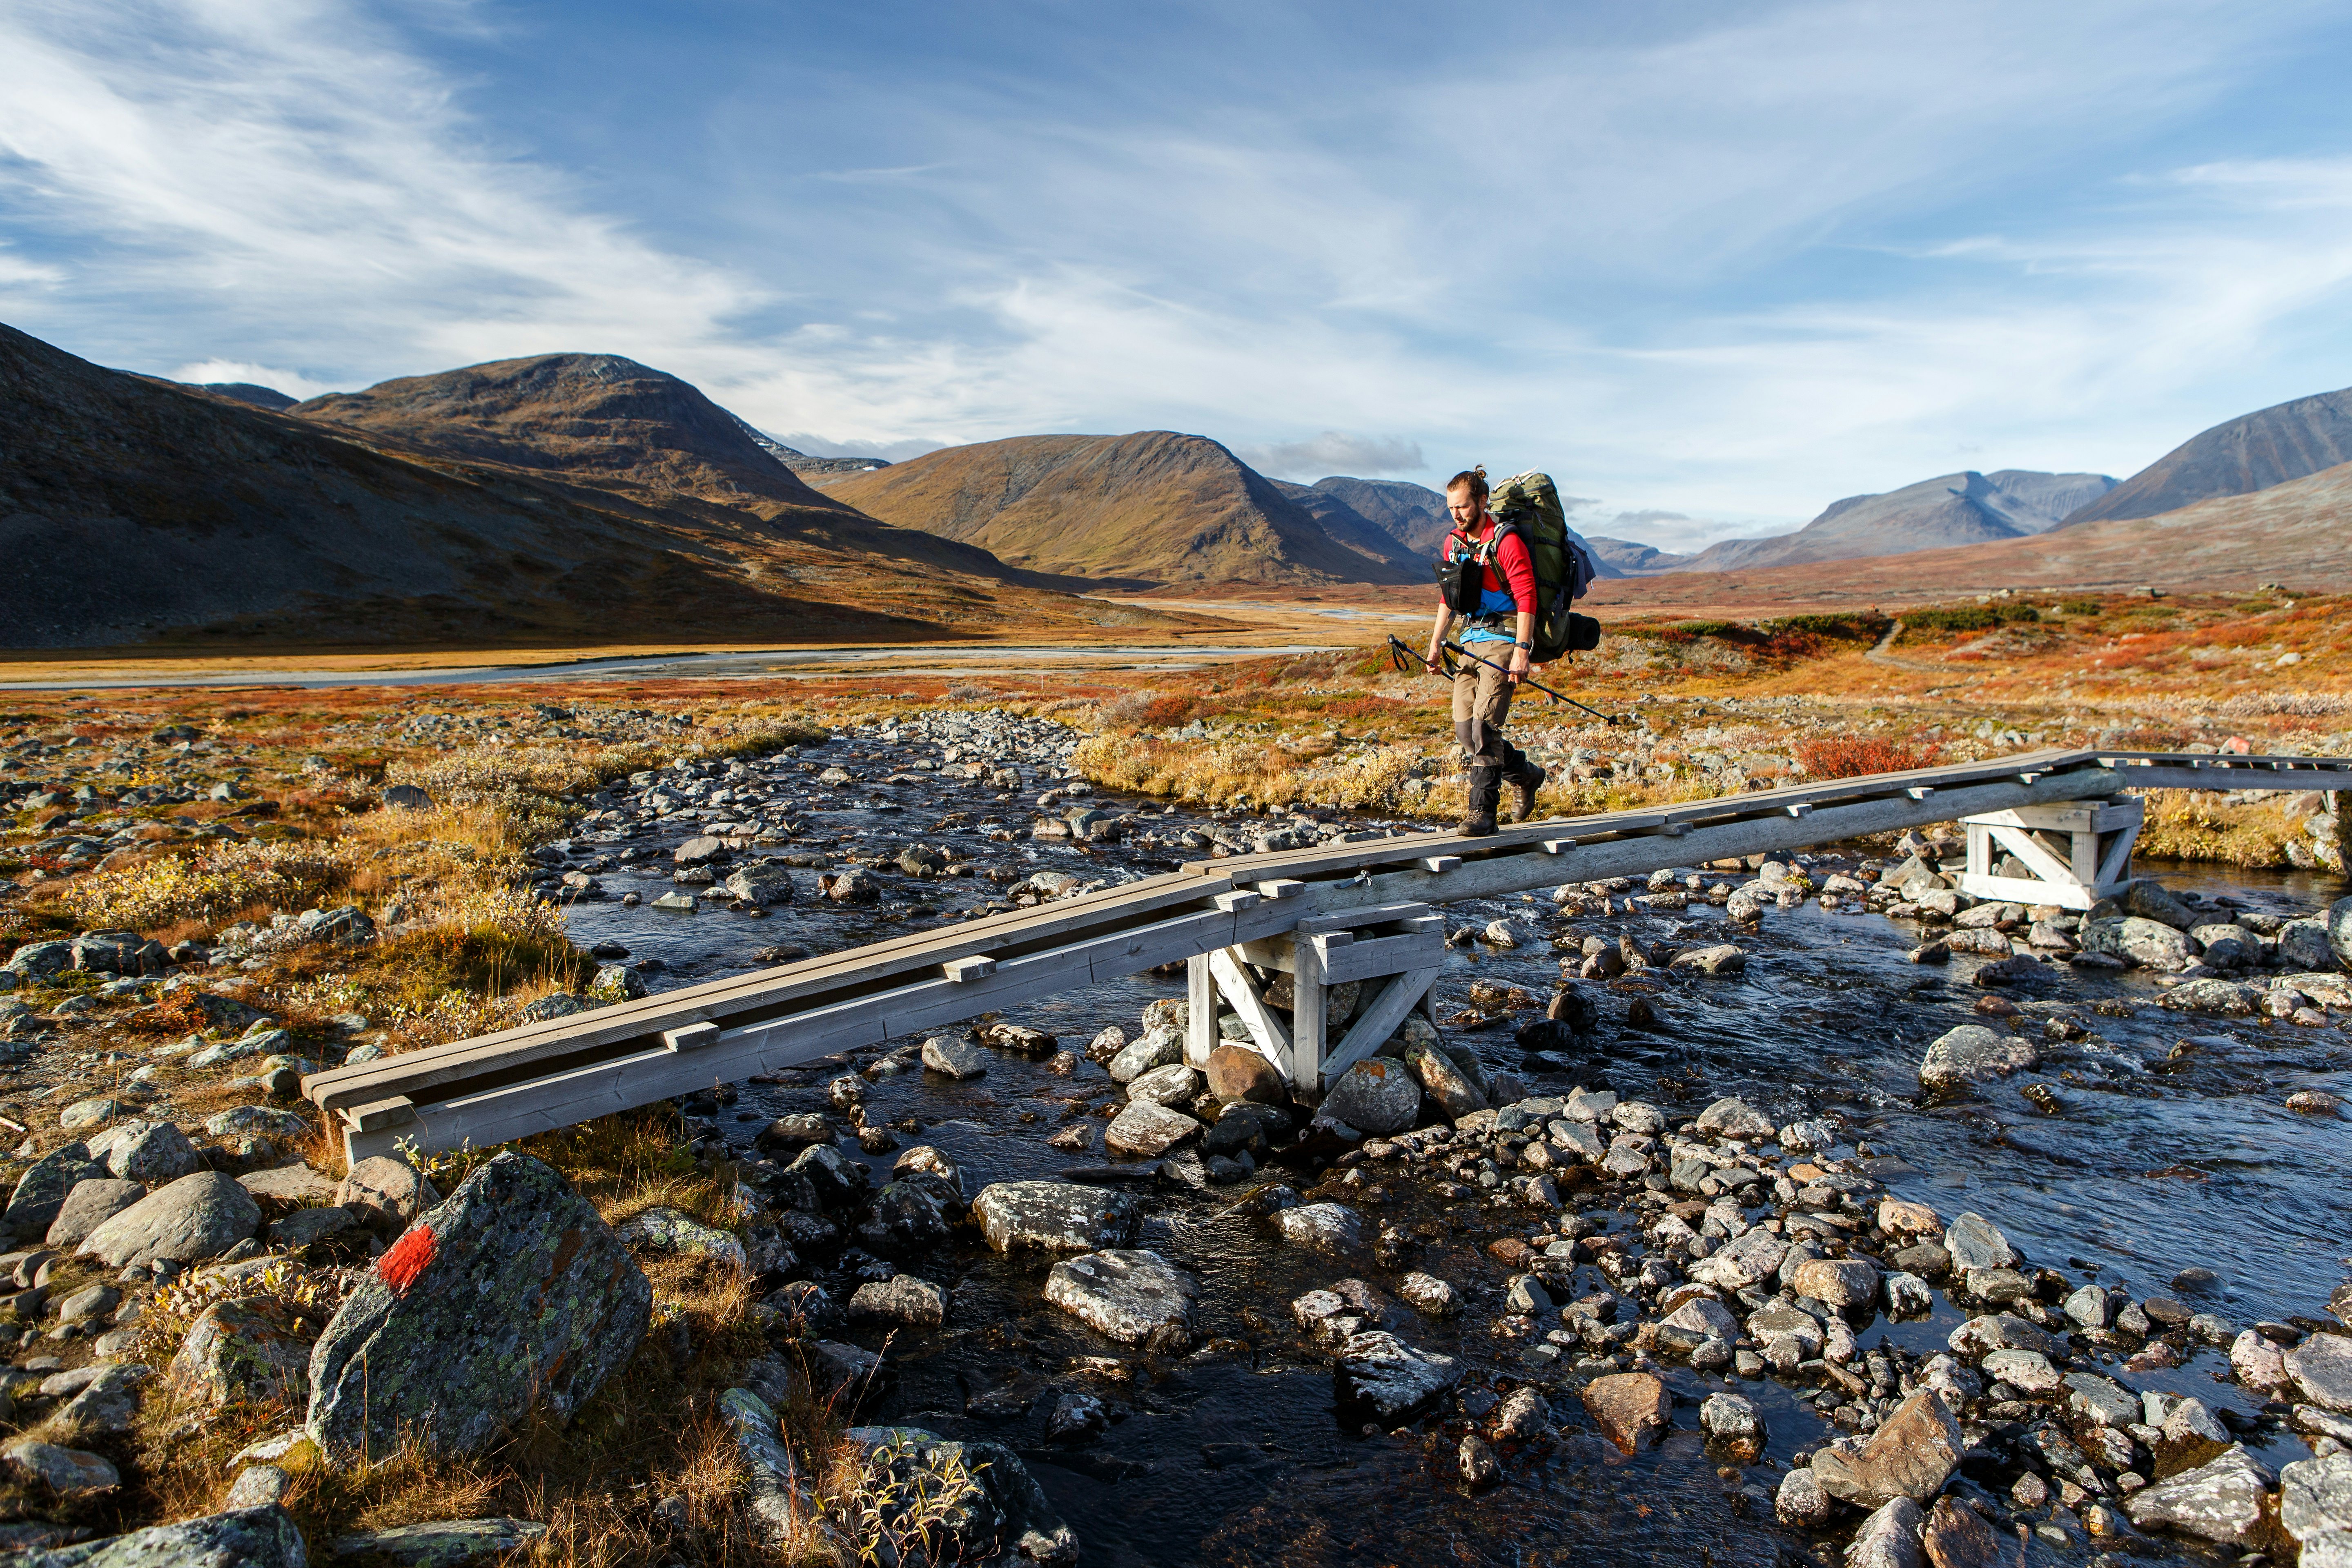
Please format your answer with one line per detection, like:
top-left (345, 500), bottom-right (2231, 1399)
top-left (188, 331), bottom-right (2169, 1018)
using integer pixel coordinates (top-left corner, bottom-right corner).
top-left (1183, 956), bottom-right (1216, 1070)
top-left (1955, 797), bottom-right (2142, 910)
top-left (1194, 902), bottom-right (1445, 1102)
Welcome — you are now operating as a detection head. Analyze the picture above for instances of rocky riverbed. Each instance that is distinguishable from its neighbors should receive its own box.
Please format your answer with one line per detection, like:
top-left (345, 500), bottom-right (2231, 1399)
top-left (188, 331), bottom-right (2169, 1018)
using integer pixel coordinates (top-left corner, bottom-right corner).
top-left (0, 705), bottom-right (2345, 1565)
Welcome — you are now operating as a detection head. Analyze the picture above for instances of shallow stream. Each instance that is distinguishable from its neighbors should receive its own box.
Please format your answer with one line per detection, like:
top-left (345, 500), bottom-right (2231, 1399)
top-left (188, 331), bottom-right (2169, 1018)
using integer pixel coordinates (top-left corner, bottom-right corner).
top-left (554, 729), bottom-right (2351, 1568)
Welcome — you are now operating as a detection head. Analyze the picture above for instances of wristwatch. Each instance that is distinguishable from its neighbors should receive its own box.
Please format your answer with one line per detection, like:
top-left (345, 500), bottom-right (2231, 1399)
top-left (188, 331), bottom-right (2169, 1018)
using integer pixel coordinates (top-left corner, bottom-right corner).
top-left (1514, 639), bottom-right (1532, 649)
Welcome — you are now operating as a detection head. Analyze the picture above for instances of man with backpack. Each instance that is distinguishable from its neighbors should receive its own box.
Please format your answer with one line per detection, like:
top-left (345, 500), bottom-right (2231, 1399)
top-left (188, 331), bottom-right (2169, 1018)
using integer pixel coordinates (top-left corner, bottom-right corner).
top-left (1423, 465), bottom-right (1549, 836)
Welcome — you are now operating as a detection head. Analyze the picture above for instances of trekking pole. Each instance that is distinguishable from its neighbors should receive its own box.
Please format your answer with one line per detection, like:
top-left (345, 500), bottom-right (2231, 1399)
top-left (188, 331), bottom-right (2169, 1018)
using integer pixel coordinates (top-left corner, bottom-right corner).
top-left (1385, 635), bottom-right (1627, 726)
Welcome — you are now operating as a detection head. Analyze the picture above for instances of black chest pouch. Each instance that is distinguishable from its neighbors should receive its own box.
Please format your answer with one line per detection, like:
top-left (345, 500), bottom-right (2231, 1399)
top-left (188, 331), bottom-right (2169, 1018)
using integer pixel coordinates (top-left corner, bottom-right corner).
top-left (1437, 554), bottom-right (1485, 616)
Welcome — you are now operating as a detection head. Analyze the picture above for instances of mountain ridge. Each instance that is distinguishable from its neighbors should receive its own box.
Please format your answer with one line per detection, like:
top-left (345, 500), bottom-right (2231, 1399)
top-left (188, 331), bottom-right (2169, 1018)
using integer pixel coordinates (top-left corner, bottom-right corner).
top-left (817, 432), bottom-right (1422, 588)
top-left (0, 324), bottom-right (1180, 648)
top-left (2060, 385), bottom-right (2352, 526)
top-left (1673, 468), bottom-right (2116, 572)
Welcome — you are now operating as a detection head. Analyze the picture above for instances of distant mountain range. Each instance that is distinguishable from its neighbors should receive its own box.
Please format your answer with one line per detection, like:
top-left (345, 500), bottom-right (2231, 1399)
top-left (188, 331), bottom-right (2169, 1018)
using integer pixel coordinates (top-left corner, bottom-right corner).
top-left (1586, 537), bottom-right (1694, 575)
top-left (0, 326), bottom-right (1182, 648)
top-left (1669, 469), bottom-right (2116, 573)
top-left (2058, 385), bottom-right (2352, 525)
top-left (814, 432), bottom-right (1422, 588)
top-left (12, 312), bottom-right (2351, 652)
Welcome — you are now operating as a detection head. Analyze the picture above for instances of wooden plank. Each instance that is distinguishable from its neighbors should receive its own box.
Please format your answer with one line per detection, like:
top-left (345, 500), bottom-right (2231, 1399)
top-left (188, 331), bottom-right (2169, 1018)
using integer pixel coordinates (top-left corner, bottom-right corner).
top-left (663, 1023), bottom-right (721, 1053)
top-left (1954, 871), bottom-right (2110, 911)
top-left (1208, 949), bottom-right (1294, 1084)
top-left (1294, 902), bottom-right (1430, 935)
top-left (1318, 968), bottom-right (1439, 1085)
top-left (1185, 955), bottom-right (1215, 1070)
top-left (352, 899), bottom-right (1242, 1136)
top-left (1293, 930), bottom-right (1328, 1099)
top-left (1985, 823), bottom-right (2080, 888)
top-left (1420, 855), bottom-right (1461, 874)
top-left (1321, 930), bottom-right (1446, 986)
top-left (308, 869), bottom-right (1238, 1111)
top-left (2095, 818), bottom-right (2140, 885)
top-left (1291, 771), bottom-right (2126, 923)
top-left (942, 957), bottom-right (997, 982)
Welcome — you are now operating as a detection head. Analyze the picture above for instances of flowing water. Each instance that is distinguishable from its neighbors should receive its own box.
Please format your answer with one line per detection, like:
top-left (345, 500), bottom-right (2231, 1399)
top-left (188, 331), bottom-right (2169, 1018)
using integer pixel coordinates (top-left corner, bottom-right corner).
top-left (553, 730), bottom-right (2351, 1568)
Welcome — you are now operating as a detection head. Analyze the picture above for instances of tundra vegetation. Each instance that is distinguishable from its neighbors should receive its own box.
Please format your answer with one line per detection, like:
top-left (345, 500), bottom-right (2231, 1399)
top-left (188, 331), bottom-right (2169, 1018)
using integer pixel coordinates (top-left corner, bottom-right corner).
top-left (0, 585), bottom-right (2340, 1563)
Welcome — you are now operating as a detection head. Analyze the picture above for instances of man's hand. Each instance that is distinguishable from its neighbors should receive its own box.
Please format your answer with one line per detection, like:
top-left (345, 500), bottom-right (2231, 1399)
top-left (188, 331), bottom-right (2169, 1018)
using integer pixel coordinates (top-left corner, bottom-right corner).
top-left (1507, 644), bottom-right (1530, 683)
top-left (1423, 639), bottom-right (1444, 675)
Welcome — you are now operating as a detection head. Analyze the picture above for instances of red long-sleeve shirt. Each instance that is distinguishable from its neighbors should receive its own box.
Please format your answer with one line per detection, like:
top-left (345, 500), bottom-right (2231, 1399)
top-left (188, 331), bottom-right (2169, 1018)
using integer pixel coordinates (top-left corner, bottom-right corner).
top-left (1446, 522), bottom-right (1536, 617)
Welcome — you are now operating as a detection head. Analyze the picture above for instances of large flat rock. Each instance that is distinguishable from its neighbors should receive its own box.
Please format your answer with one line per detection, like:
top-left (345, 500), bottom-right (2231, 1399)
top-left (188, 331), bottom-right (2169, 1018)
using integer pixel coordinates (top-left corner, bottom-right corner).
top-left (1042, 1249), bottom-right (1195, 1351)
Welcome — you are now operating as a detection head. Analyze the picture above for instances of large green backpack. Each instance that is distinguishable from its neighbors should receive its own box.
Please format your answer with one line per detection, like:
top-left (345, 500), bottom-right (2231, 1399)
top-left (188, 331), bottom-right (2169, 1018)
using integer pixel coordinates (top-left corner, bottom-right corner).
top-left (1488, 471), bottom-right (1600, 664)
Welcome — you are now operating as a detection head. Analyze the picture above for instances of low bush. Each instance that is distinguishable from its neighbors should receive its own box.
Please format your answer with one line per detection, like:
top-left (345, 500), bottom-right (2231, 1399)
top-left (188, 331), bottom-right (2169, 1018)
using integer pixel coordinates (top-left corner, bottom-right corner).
top-left (1794, 736), bottom-right (1942, 779)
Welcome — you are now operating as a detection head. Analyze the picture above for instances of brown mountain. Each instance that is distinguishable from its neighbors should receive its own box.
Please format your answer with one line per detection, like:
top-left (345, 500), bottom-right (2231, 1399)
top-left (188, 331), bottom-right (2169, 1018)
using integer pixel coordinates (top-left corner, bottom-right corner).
top-left (815, 432), bottom-right (1422, 588)
top-left (2060, 385), bottom-right (2352, 525)
top-left (0, 325), bottom-right (1184, 649)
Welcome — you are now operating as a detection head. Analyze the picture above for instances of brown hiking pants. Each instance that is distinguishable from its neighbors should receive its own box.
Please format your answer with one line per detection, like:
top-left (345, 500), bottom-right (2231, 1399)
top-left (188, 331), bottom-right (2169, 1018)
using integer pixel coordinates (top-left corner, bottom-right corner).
top-left (1451, 657), bottom-right (1515, 768)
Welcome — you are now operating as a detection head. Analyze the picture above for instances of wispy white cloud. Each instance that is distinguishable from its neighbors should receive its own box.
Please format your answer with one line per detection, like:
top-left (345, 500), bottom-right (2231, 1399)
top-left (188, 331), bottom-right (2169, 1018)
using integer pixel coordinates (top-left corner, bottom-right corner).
top-left (1233, 432), bottom-right (1425, 481)
top-left (3, 0), bottom-right (2352, 559)
top-left (169, 358), bottom-right (336, 399)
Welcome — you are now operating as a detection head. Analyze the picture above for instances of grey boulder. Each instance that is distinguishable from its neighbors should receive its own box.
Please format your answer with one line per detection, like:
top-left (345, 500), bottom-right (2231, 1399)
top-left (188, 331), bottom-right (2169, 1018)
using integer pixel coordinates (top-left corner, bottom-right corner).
top-left (4, 1143), bottom-right (105, 1237)
top-left (306, 1152), bottom-right (652, 1458)
top-left (1919, 1025), bottom-right (2038, 1091)
top-left (2124, 1446), bottom-right (2276, 1544)
top-left (92, 1120), bottom-right (200, 1183)
top-left (1321, 1059), bottom-right (1422, 1136)
top-left (18, 1507), bottom-right (305, 1566)
top-left (971, 1181), bottom-right (1140, 1253)
top-left (45, 1180), bottom-right (147, 1251)
top-left (77, 1171), bottom-right (259, 1268)
top-left (1042, 1249), bottom-right (1196, 1350)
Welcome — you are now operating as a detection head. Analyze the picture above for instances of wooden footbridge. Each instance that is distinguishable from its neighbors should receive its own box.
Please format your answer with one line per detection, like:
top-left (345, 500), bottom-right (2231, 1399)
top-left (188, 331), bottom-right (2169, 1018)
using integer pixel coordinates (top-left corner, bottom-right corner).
top-left (305, 748), bottom-right (2351, 1164)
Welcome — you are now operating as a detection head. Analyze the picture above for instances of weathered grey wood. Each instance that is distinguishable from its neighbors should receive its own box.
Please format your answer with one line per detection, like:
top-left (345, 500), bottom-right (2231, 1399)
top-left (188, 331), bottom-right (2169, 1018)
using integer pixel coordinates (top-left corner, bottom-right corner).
top-left (1207, 948), bottom-right (1294, 1085)
top-left (326, 748), bottom-right (2352, 1159)
top-left (1319, 929), bottom-right (1446, 985)
top-left (1319, 967), bottom-right (1440, 1085)
top-left (1184, 955), bottom-right (1215, 1069)
top-left (1292, 930), bottom-right (1329, 1095)
top-left (308, 867), bottom-right (1238, 1112)
top-left (1288, 771), bottom-right (2126, 922)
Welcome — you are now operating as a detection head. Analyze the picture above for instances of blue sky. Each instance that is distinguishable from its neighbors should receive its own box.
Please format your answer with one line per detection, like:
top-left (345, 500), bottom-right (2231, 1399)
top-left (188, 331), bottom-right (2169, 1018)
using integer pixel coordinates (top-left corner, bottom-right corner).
top-left (5, 1), bottom-right (2352, 550)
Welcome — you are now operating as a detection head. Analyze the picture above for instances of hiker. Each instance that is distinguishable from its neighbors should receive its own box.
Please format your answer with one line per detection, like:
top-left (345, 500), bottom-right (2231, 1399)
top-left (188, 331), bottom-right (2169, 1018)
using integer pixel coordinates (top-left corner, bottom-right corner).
top-left (1423, 465), bottom-right (1547, 835)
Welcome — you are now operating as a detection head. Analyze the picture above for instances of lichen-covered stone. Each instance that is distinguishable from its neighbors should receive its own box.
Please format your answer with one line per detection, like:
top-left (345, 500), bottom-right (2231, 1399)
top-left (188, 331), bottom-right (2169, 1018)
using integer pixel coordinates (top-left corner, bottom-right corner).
top-left (167, 1297), bottom-right (315, 1410)
top-left (1042, 1249), bottom-right (1195, 1350)
top-left (21, 1506), bottom-right (305, 1566)
top-left (1322, 1060), bottom-right (1421, 1136)
top-left (843, 1426), bottom-right (1078, 1565)
top-left (77, 1171), bottom-right (260, 1268)
top-left (1334, 1330), bottom-right (1460, 1419)
top-left (615, 1206), bottom-right (746, 1270)
top-left (2124, 1446), bottom-right (2276, 1544)
top-left (91, 1120), bottom-right (200, 1184)
top-left (306, 1151), bottom-right (652, 1458)
top-left (972, 1181), bottom-right (1141, 1253)
top-left (331, 1518), bottom-right (549, 1566)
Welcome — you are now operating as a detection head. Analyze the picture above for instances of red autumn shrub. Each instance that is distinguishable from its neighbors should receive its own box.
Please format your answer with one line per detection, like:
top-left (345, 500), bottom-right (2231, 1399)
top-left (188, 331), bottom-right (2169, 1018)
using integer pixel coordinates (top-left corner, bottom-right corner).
top-left (1795, 737), bottom-right (1942, 780)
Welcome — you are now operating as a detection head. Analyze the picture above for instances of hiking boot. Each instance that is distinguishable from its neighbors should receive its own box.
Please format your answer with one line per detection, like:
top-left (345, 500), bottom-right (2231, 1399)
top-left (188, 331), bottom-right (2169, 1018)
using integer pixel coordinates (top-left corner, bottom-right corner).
top-left (1457, 767), bottom-right (1501, 837)
top-left (1503, 759), bottom-right (1548, 823)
